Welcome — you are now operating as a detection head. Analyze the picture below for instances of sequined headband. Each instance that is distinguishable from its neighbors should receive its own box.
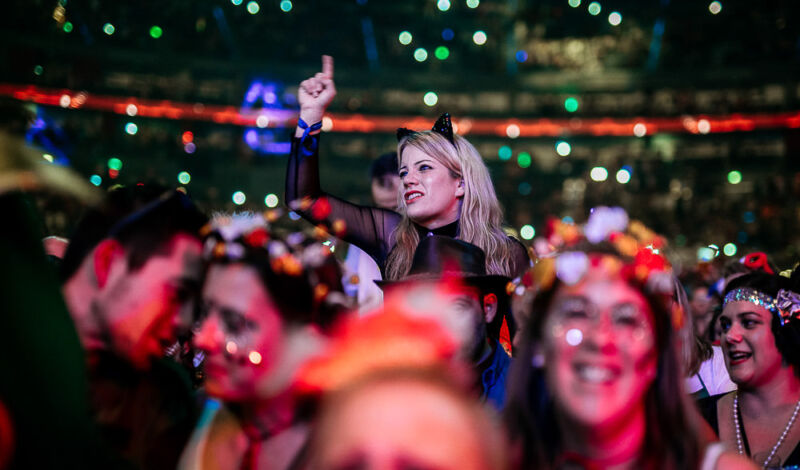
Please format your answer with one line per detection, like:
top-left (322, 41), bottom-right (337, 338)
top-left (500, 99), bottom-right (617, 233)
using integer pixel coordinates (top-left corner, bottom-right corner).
top-left (724, 287), bottom-right (800, 326)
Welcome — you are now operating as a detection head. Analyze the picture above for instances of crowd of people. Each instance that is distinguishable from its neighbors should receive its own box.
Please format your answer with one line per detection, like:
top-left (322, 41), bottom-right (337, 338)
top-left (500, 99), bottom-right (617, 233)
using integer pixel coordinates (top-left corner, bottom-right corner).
top-left (3, 57), bottom-right (800, 470)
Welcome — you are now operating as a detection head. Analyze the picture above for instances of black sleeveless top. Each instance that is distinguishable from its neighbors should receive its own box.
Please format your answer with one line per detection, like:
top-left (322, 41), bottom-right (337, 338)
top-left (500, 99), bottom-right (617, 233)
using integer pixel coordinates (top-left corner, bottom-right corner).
top-left (697, 393), bottom-right (800, 467)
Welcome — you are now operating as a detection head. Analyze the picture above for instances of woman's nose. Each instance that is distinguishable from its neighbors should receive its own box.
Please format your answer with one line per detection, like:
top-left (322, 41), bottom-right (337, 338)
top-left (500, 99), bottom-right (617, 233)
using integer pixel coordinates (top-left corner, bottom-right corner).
top-left (194, 316), bottom-right (224, 353)
top-left (724, 324), bottom-right (743, 343)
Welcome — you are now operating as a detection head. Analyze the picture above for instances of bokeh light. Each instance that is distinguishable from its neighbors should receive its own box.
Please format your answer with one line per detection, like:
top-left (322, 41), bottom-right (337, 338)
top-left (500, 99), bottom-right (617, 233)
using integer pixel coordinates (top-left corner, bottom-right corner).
top-left (423, 92), bottom-right (439, 106)
top-left (89, 175), bottom-right (102, 186)
top-left (178, 171), bottom-right (191, 185)
top-left (466, 0), bottom-right (480, 8)
top-left (414, 48), bottom-right (428, 62)
top-left (435, 46), bottom-right (450, 60)
top-left (34, 65), bottom-right (43, 76)
top-left (184, 142), bottom-right (196, 154)
top-left (246, 1), bottom-right (260, 14)
top-left (697, 246), bottom-right (716, 262)
top-left (442, 28), bottom-right (454, 41)
top-left (472, 31), bottom-right (487, 45)
top-left (727, 170), bottom-right (742, 184)
top-left (437, 0), bottom-right (451, 11)
top-left (256, 115), bottom-right (269, 128)
top-left (709, 1), bottom-right (722, 14)
top-left (231, 0), bottom-right (243, 5)
top-left (149, 25), bottom-right (163, 38)
top-left (42, 153), bottom-right (54, 163)
top-left (608, 12), bottom-right (622, 26)
top-left (517, 152), bottom-right (532, 168)
top-left (248, 351), bottom-right (262, 365)
top-left (399, 31), bottom-right (413, 45)
top-left (590, 166), bottom-right (608, 181)
top-left (516, 50), bottom-right (528, 62)
top-left (63, 22), bottom-right (73, 33)
top-left (498, 145), bottom-right (512, 161)
top-left (518, 182), bottom-right (532, 195)
top-left (520, 225), bottom-right (536, 240)
top-left (125, 122), bottom-right (138, 135)
top-left (564, 97), bottom-right (579, 112)
top-left (723, 242), bottom-right (737, 256)
top-left (588, 2), bottom-right (601, 15)
top-left (556, 141), bottom-right (571, 156)
top-left (126, 104), bottom-right (138, 116)
top-left (232, 191), bottom-right (246, 205)
top-left (103, 23), bottom-right (115, 35)
top-left (633, 123), bottom-right (647, 137)
top-left (568, 0), bottom-right (581, 7)
top-left (107, 157), bottom-right (122, 171)
top-left (506, 124), bottom-right (520, 139)
top-left (264, 193), bottom-right (279, 208)
top-left (697, 119), bottom-right (711, 134)
top-left (280, 0), bottom-right (293, 12)
top-left (616, 168), bottom-right (631, 184)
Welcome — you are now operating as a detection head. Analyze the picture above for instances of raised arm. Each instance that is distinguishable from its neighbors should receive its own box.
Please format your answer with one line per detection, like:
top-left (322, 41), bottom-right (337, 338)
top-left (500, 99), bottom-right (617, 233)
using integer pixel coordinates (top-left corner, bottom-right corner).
top-left (285, 56), bottom-right (401, 268)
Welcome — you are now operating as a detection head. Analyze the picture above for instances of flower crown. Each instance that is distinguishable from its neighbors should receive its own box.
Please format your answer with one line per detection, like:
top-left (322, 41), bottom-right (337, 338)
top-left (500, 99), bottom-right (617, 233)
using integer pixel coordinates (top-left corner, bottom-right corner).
top-left (510, 207), bottom-right (681, 326)
top-left (200, 210), bottom-right (344, 305)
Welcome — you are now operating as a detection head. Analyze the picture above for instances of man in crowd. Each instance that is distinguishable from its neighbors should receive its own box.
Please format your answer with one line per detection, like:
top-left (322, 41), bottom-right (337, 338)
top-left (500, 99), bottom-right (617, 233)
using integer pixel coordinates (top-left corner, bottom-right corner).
top-left (378, 235), bottom-right (513, 410)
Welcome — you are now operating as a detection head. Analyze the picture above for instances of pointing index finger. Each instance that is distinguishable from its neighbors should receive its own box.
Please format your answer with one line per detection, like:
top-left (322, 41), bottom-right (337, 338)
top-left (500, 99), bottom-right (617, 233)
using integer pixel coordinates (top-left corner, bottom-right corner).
top-left (322, 55), bottom-right (334, 79)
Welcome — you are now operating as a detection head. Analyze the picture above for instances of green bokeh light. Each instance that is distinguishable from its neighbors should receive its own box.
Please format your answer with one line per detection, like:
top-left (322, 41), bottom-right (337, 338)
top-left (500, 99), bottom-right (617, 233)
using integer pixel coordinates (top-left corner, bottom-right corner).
top-left (564, 97), bottom-right (579, 112)
top-left (517, 152), bottom-right (532, 168)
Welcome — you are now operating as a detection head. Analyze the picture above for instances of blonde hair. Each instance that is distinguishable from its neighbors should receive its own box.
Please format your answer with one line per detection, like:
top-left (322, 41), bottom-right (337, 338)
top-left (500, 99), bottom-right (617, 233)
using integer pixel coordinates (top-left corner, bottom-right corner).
top-left (385, 131), bottom-right (516, 280)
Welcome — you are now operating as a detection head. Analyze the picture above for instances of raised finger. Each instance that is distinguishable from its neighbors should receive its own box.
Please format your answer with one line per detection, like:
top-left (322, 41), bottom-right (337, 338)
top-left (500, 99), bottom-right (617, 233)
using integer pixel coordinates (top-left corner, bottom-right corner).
top-left (322, 55), bottom-right (334, 79)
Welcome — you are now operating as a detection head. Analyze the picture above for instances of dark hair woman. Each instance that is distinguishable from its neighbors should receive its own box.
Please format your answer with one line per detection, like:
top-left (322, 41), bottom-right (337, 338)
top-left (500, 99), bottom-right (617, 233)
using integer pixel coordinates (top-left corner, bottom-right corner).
top-left (698, 261), bottom-right (800, 468)
top-left (504, 208), bottom-right (755, 470)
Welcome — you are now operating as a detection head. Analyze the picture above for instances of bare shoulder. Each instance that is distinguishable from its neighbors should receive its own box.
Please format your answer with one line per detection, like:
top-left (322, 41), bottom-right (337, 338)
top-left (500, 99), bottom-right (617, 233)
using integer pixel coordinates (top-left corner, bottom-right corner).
top-left (715, 452), bottom-right (759, 470)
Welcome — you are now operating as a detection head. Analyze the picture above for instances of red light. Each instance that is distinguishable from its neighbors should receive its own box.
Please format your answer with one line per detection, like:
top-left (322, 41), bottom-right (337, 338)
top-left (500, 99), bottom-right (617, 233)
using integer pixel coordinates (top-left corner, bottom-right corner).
top-left (182, 131), bottom-right (194, 144)
top-left (108, 168), bottom-right (120, 179)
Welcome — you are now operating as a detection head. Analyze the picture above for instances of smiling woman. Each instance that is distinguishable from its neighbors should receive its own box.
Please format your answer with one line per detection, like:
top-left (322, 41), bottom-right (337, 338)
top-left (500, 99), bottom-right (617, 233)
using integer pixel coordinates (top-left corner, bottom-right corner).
top-left (697, 264), bottom-right (800, 468)
top-left (285, 56), bottom-right (529, 282)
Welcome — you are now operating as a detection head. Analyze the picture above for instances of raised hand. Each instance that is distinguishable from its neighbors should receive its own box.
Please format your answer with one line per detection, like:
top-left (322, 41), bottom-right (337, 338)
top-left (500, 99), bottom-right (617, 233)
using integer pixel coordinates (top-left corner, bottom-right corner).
top-left (297, 55), bottom-right (336, 125)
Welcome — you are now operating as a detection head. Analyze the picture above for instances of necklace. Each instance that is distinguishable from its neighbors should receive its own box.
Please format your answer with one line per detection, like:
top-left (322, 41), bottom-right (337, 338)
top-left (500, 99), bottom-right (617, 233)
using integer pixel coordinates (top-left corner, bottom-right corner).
top-left (733, 392), bottom-right (800, 468)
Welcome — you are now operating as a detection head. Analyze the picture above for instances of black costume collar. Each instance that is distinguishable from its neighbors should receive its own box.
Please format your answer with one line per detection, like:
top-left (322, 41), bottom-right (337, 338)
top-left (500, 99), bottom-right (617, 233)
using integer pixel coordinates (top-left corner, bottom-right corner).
top-left (414, 219), bottom-right (459, 239)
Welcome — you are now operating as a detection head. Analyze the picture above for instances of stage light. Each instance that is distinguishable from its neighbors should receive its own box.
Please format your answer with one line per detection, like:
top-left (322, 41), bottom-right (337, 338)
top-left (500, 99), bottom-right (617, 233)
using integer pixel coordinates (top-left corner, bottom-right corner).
top-left (90, 175), bottom-right (102, 186)
top-left (698, 119), bottom-right (711, 134)
top-left (498, 145), bottom-right (512, 161)
top-left (466, 0), bottom-right (480, 8)
top-left (414, 48), bottom-right (428, 62)
top-left (723, 243), bottom-right (737, 256)
top-left (437, 0), bottom-right (451, 11)
top-left (399, 31), bottom-right (412, 45)
top-left (107, 157), bottom-right (122, 171)
top-left (520, 225), bottom-right (536, 240)
top-left (246, 1), bottom-right (260, 14)
top-left (727, 170), bottom-right (742, 184)
top-left (709, 1), bottom-right (722, 14)
top-left (442, 28), bottom-right (454, 41)
top-left (435, 46), bottom-right (450, 60)
top-left (473, 31), bottom-right (487, 45)
top-left (125, 122), bottom-right (138, 135)
top-left (280, 0), bottom-right (292, 12)
top-left (516, 50), bottom-right (528, 62)
top-left (608, 12), bottom-right (622, 25)
top-left (556, 141), bottom-right (571, 156)
top-left (568, 0), bottom-right (581, 7)
top-left (149, 26), bottom-right (163, 38)
top-left (564, 97), bottom-right (579, 112)
top-left (103, 23), bottom-right (115, 35)
top-left (232, 0), bottom-right (243, 5)
top-left (517, 152), bottom-right (532, 168)
top-left (590, 166), bottom-right (608, 181)
top-left (232, 191), bottom-right (246, 205)
top-left (633, 123), bottom-right (647, 137)
top-left (184, 142), bottom-right (196, 154)
top-left (697, 246), bottom-right (715, 262)
top-left (126, 104), bottom-right (138, 116)
top-left (506, 124), bottom-right (520, 139)
top-left (588, 2), bottom-right (601, 15)
top-left (264, 193), bottom-right (279, 207)
top-left (423, 92), bottom-right (438, 106)
top-left (616, 168), bottom-right (631, 184)
top-left (59, 95), bottom-right (71, 108)
top-left (63, 22), bottom-right (73, 33)
top-left (178, 171), bottom-right (191, 185)
top-left (256, 115), bottom-right (269, 128)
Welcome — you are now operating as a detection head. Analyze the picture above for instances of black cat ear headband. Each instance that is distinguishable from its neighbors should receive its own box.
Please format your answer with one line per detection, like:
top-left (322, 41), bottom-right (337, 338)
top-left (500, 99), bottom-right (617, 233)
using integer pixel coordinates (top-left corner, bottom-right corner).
top-left (396, 112), bottom-right (455, 146)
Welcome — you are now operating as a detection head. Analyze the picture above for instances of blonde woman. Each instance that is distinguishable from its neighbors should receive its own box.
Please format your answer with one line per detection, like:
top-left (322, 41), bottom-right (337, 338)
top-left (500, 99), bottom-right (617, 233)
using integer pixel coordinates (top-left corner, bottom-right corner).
top-left (285, 56), bottom-right (528, 281)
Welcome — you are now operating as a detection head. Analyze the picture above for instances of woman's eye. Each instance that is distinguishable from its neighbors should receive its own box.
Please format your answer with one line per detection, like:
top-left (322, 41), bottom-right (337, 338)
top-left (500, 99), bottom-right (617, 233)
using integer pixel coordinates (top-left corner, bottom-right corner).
top-left (742, 319), bottom-right (757, 328)
top-left (614, 315), bottom-right (639, 327)
top-left (419, 164), bottom-right (432, 171)
top-left (399, 171), bottom-right (407, 178)
top-left (719, 319), bottom-right (731, 331)
top-left (565, 309), bottom-right (588, 319)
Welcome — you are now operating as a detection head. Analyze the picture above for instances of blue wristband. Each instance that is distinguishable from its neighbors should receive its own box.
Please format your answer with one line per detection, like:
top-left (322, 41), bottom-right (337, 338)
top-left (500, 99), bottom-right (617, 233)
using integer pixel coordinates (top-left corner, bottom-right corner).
top-left (297, 118), bottom-right (323, 156)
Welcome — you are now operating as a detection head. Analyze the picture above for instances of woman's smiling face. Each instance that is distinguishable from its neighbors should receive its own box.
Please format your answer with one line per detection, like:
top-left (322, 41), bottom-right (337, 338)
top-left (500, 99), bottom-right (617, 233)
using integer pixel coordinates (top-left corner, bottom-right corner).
top-left (541, 265), bottom-right (658, 431)
top-left (719, 299), bottom-right (783, 388)
top-left (399, 146), bottom-right (463, 229)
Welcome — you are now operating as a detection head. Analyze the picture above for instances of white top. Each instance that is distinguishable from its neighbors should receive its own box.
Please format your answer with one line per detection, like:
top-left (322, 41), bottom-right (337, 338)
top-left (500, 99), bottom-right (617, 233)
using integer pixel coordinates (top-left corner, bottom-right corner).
top-left (686, 345), bottom-right (737, 396)
top-left (342, 244), bottom-right (384, 315)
